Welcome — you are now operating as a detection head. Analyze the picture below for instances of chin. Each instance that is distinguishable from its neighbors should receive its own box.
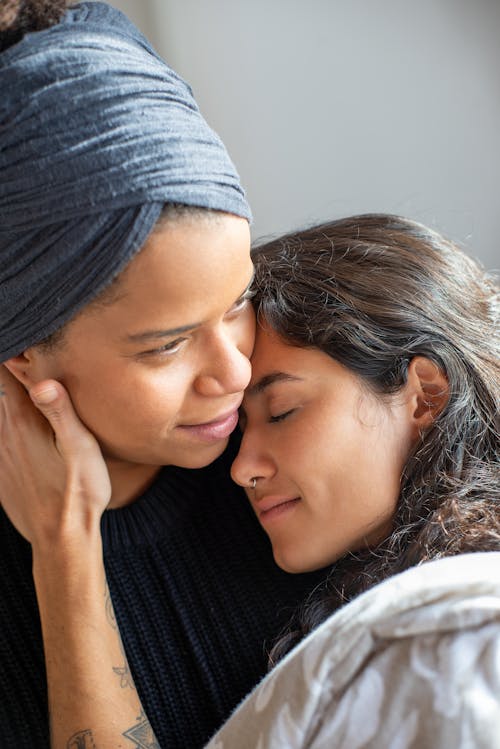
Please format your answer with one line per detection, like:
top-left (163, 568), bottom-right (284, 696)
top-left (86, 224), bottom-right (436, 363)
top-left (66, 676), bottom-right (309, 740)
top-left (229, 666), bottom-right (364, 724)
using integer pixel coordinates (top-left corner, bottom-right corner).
top-left (171, 438), bottom-right (230, 469)
top-left (273, 550), bottom-right (312, 575)
top-left (101, 437), bottom-right (230, 471)
top-left (273, 546), bottom-right (340, 575)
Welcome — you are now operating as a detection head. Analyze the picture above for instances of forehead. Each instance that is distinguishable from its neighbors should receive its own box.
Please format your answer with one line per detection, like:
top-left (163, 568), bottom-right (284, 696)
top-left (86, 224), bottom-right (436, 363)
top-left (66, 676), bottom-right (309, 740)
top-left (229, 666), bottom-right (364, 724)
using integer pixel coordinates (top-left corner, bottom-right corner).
top-left (248, 324), bottom-right (359, 397)
top-left (249, 326), bottom-right (289, 378)
top-left (120, 215), bottom-right (251, 298)
top-left (249, 326), bottom-right (312, 386)
top-left (65, 214), bottom-right (253, 341)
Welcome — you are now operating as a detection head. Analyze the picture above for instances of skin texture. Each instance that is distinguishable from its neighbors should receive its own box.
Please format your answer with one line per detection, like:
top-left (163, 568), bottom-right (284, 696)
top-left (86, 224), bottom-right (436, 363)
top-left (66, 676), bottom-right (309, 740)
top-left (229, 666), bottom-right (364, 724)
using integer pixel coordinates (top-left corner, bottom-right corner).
top-left (0, 299), bottom-right (447, 748)
top-left (231, 325), bottom-right (421, 573)
top-left (5, 212), bottom-right (255, 507)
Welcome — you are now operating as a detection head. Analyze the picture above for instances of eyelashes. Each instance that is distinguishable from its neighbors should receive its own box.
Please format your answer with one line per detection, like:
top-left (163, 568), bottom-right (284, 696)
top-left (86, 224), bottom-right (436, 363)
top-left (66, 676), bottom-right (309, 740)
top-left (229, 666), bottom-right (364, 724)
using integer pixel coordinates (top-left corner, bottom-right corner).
top-left (143, 338), bottom-right (187, 357)
top-left (269, 409), bottom-right (295, 423)
top-left (238, 408), bottom-right (295, 430)
top-left (138, 288), bottom-right (254, 359)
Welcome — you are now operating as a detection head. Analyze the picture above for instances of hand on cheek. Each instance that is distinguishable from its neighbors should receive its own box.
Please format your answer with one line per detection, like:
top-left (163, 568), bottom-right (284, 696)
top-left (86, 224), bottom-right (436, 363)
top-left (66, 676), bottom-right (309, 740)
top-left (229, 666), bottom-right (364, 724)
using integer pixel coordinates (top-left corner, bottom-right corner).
top-left (0, 365), bottom-right (110, 550)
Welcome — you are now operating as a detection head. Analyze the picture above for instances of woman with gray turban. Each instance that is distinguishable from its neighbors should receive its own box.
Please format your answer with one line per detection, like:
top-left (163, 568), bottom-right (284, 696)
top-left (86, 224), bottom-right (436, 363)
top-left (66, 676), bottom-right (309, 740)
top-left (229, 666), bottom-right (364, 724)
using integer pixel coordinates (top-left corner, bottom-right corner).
top-left (0, 3), bottom-right (321, 747)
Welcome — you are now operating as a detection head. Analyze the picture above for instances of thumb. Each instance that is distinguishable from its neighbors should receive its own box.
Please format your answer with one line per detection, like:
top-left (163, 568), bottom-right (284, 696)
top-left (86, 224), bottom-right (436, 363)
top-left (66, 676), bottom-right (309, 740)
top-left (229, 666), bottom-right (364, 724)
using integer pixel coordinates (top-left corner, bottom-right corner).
top-left (29, 380), bottom-right (97, 458)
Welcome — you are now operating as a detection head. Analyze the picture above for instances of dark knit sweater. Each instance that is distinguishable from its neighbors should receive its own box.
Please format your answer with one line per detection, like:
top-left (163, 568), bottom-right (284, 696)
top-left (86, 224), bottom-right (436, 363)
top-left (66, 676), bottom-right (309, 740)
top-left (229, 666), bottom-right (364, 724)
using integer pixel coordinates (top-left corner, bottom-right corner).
top-left (0, 435), bottom-right (322, 748)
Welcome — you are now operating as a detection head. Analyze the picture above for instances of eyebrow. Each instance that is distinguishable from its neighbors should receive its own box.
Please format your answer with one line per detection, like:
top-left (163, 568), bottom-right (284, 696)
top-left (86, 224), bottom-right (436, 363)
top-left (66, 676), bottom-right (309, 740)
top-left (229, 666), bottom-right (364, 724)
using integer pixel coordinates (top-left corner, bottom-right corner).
top-left (124, 272), bottom-right (255, 344)
top-left (246, 372), bottom-right (303, 397)
top-left (125, 322), bottom-right (199, 343)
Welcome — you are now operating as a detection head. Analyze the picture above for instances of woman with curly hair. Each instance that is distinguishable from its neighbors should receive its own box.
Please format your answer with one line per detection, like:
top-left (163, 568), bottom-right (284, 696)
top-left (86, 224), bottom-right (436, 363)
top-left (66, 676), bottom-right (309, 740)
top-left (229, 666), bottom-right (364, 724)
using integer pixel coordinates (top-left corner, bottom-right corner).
top-left (2, 214), bottom-right (499, 747)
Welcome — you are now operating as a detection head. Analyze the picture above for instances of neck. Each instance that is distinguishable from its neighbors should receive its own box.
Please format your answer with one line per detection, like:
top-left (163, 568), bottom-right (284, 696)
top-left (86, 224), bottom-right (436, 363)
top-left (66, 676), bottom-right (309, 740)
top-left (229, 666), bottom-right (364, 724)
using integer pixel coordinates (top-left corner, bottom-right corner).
top-left (105, 459), bottom-right (161, 509)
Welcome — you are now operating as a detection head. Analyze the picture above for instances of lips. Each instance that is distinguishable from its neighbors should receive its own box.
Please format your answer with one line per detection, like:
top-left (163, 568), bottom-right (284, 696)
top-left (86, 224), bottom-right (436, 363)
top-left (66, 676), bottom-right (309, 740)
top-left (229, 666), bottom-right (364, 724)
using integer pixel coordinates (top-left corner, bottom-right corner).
top-left (255, 495), bottom-right (301, 523)
top-left (177, 408), bottom-right (240, 442)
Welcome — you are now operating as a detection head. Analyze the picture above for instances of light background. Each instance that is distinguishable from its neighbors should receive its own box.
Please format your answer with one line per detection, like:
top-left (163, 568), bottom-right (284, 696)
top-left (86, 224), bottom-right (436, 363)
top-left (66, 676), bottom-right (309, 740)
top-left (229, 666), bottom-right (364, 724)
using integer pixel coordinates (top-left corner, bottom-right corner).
top-left (110, 0), bottom-right (499, 270)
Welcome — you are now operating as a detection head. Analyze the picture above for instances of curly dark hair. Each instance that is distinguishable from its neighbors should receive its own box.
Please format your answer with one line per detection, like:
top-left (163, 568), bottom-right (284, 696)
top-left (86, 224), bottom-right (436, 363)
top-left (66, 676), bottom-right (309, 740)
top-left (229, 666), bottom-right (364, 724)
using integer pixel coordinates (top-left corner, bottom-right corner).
top-left (0, 0), bottom-right (72, 52)
top-left (250, 214), bottom-right (500, 665)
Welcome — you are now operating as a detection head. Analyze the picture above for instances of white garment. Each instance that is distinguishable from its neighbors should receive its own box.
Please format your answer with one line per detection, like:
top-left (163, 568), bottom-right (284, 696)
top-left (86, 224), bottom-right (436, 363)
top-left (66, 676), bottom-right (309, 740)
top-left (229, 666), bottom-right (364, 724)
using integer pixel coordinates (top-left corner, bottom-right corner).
top-left (209, 552), bottom-right (500, 748)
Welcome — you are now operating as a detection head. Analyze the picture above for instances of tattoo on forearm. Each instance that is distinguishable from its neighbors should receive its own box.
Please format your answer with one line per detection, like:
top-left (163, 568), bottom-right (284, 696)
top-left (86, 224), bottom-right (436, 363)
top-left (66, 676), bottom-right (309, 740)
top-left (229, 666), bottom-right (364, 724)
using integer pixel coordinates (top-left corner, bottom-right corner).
top-left (122, 709), bottom-right (160, 749)
top-left (103, 581), bottom-right (154, 745)
top-left (104, 581), bottom-right (117, 630)
top-left (65, 711), bottom-right (158, 749)
top-left (113, 662), bottom-right (135, 690)
top-left (104, 581), bottom-right (137, 691)
top-left (66, 729), bottom-right (97, 748)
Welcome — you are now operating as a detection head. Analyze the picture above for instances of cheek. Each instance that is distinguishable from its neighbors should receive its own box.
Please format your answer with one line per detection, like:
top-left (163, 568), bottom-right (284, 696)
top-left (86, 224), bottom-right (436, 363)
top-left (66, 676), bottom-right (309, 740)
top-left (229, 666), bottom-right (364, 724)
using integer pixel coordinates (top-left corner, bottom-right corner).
top-left (374, 415), bottom-right (414, 488)
top-left (61, 362), bottom-right (185, 430)
top-left (110, 368), bottom-right (189, 420)
top-left (283, 429), bottom-right (326, 481)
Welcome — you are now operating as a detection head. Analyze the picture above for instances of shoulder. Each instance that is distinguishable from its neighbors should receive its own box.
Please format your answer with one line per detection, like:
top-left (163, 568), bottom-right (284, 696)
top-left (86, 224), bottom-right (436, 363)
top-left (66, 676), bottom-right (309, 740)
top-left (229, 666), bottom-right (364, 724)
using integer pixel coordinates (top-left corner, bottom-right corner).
top-left (209, 553), bottom-right (500, 748)
top-left (269, 551), bottom-right (500, 677)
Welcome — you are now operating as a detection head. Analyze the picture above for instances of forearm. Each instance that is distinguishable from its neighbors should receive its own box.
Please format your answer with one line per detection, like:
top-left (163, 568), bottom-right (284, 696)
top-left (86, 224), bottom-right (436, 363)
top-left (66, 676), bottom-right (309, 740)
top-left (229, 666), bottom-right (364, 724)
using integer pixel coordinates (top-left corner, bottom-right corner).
top-left (0, 371), bottom-right (159, 746)
top-left (32, 534), bottom-right (159, 749)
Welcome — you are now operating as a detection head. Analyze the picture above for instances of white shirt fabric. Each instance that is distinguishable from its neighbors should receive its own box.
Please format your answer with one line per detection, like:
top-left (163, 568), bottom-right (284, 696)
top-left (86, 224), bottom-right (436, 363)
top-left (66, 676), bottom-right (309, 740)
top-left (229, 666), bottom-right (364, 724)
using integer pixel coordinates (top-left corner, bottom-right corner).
top-left (208, 552), bottom-right (500, 748)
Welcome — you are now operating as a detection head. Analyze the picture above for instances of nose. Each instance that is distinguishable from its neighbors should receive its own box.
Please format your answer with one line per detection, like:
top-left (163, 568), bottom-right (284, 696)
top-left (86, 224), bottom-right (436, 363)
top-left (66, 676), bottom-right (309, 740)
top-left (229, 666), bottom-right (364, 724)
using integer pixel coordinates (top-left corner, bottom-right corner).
top-left (230, 428), bottom-right (276, 489)
top-left (194, 330), bottom-right (252, 397)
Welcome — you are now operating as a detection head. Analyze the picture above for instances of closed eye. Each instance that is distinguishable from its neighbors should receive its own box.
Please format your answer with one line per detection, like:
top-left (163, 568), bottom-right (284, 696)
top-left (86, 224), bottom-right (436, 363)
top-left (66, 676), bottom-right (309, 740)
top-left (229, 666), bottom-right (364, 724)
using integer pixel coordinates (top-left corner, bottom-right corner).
top-left (269, 409), bottom-right (295, 423)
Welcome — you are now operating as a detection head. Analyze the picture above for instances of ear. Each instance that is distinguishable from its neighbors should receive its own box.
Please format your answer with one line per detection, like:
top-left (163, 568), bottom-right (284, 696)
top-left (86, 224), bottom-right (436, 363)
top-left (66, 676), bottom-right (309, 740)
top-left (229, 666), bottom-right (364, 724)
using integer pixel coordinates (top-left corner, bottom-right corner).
top-left (406, 356), bottom-right (449, 434)
top-left (3, 349), bottom-right (45, 390)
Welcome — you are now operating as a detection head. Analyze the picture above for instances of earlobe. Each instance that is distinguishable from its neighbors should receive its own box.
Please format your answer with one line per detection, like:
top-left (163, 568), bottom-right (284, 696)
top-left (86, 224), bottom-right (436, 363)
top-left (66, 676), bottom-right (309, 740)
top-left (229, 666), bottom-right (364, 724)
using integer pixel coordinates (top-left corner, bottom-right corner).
top-left (407, 356), bottom-right (449, 432)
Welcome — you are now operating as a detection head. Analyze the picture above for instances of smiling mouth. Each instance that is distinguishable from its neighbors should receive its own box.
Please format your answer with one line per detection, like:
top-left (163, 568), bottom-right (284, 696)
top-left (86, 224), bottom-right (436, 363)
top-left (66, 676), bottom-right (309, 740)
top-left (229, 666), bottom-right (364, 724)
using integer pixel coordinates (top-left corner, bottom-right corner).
top-left (177, 409), bottom-right (240, 442)
top-left (258, 497), bottom-right (301, 523)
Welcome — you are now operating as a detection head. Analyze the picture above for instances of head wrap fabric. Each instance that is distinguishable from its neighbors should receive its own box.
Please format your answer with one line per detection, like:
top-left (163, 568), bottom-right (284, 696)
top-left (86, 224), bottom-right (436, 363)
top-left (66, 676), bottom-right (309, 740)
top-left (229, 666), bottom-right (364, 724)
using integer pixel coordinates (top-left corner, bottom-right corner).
top-left (0, 1), bottom-right (251, 361)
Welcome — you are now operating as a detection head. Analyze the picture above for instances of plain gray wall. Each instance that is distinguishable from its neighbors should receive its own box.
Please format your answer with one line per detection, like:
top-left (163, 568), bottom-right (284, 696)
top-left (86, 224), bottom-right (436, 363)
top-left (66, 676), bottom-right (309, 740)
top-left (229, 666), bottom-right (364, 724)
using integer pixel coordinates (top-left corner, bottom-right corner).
top-left (111, 0), bottom-right (499, 270)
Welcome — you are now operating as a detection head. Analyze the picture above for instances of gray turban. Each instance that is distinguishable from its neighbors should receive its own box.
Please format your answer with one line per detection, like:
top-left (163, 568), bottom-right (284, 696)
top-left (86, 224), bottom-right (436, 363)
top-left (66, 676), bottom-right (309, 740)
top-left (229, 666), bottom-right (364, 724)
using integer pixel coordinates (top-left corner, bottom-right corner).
top-left (0, 1), bottom-right (251, 361)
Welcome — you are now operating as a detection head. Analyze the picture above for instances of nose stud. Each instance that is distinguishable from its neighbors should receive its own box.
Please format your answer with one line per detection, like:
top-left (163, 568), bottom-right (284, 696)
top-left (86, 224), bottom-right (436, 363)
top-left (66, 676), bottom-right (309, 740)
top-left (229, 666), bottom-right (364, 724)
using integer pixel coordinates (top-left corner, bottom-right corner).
top-left (249, 477), bottom-right (257, 490)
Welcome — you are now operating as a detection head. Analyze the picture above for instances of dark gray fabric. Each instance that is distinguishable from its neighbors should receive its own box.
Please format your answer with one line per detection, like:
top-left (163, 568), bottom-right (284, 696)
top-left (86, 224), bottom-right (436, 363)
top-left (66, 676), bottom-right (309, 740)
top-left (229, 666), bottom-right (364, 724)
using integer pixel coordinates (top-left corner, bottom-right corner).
top-left (0, 1), bottom-right (251, 361)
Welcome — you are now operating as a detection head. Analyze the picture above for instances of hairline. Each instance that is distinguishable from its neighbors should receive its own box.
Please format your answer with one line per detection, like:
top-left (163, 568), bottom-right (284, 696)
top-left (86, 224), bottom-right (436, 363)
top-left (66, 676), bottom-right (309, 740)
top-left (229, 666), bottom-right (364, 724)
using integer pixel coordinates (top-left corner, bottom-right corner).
top-left (35, 203), bottom-right (233, 352)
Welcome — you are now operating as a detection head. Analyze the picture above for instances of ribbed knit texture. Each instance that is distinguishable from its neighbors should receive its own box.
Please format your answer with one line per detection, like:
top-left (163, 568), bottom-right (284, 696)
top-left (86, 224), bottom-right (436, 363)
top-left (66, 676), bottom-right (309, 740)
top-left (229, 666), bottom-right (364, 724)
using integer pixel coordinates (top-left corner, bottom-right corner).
top-left (0, 435), bottom-right (323, 748)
